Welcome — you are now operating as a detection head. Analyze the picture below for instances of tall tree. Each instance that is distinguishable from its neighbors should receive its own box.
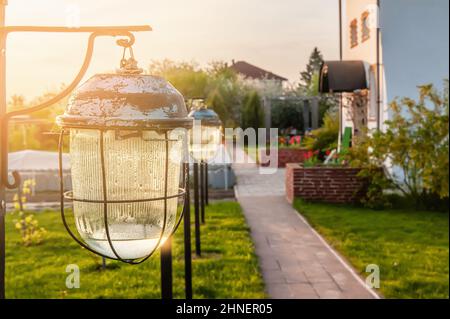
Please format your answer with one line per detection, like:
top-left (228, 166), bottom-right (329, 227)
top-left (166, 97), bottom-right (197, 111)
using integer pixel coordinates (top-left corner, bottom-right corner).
top-left (298, 47), bottom-right (324, 93)
top-left (242, 91), bottom-right (265, 130)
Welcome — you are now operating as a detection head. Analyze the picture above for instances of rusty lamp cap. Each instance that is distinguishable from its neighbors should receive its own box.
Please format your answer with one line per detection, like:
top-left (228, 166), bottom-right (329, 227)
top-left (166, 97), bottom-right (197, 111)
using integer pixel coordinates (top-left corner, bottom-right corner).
top-left (57, 73), bottom-right (193, 130)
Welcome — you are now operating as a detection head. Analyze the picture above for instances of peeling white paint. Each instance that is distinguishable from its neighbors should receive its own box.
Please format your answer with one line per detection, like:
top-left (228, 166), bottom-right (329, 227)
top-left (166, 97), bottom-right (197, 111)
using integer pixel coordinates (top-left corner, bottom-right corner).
top-left (60, 74), bottom-right (189, 127)
top-left (77, 74), bottom-right (179, 95)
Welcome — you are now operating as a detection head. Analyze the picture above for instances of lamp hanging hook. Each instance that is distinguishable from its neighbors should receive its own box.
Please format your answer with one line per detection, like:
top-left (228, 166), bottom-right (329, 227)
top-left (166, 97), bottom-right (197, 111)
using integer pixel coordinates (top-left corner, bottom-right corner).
top-left (117, 33), bottom-right (142, 74)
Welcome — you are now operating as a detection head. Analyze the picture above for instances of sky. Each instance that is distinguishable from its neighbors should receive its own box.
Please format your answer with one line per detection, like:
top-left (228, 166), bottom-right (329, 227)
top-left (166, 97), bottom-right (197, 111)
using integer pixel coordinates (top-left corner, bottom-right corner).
top-left (4, 0), bottom-right (340, 100)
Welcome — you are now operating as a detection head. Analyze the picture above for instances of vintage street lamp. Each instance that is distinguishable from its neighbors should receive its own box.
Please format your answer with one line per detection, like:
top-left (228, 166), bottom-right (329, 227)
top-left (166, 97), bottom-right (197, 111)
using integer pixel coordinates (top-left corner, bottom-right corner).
top-left (188, 99), bottom-right (223, 163)
top-left (57, 55), bottom-right (193, 262)
top-left (187, 99), bottom-right (222, 256)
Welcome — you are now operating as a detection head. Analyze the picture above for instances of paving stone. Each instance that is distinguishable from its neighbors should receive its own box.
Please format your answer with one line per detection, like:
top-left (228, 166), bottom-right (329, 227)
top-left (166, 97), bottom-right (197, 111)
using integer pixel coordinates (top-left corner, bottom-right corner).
top-left (263, 270), bottom-right (286, 284)
top-left (259, 258), bottom-right (280, 271)
top-left (287, 283), bottom-right (318, 299)
top-left (312, 282), bottom-right (343, 299)
top-left (266, 283), bottom-right (294, 299)
top-left (283, 271), bottom-right (309, 284)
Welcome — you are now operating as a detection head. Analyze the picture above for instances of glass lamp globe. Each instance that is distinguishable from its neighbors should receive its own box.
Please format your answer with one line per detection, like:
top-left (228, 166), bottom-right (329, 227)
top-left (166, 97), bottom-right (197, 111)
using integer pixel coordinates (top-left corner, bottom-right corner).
top-left (188, 100), bottom-right (223, 162)
top-left (57, 72), bottom-right (192, 261)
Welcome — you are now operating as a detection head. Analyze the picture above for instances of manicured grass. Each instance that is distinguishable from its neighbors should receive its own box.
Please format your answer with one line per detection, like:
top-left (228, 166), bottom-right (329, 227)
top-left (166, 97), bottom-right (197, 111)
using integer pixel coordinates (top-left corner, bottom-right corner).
top-left (293, 199), bottom-right (449, 299)
top-left (5, 201), bottom-right (265, 299)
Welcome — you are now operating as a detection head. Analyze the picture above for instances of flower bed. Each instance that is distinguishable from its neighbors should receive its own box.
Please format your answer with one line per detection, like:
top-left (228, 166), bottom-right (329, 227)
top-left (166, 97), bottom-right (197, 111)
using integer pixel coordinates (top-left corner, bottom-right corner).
top-left (285, 163), bottom-right (369, 204)
top-left (259, 148), bottom-right (309, 168)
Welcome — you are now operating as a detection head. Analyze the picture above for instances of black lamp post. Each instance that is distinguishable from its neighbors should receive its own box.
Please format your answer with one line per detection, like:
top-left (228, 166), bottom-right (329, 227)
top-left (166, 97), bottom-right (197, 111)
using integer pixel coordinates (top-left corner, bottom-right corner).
top-left (188, 99), bottom-right (222, 256)
top-left (0, 1), bottom-right (193, 300)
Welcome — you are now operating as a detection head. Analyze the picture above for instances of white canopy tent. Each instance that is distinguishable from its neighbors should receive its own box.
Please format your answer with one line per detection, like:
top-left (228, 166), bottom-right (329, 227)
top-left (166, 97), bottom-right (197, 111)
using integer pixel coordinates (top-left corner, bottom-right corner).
top-left (9, 150), bottom-right (70, 172)
top-left (8, 150), bottom-right (71, 192)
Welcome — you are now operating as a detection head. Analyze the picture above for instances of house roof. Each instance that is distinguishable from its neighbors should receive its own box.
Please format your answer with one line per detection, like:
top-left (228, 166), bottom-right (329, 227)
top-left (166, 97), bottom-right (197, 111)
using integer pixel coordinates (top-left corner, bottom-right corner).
top-left (229, 61), bottom-right (288, 82)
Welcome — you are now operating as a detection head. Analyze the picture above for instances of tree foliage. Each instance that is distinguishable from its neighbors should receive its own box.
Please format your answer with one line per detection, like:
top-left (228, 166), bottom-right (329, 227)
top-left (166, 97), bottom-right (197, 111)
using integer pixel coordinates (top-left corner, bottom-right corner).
top-left (149, 59), bottom-right (209, 98)
top-left (296, 48), bottom-right (338, 126)
top-left (298, 47), bottom-right (324, 94)
top-left (149, 60), bottom-right (249, 127)
top-left (241, 91), bottom-right (265, 130)
top-left (271, 100), bottom-right (304, 132)
top-left (303, 110), bottom-right (339, 151)
top-left (8, 91), bottom-right (66, 152)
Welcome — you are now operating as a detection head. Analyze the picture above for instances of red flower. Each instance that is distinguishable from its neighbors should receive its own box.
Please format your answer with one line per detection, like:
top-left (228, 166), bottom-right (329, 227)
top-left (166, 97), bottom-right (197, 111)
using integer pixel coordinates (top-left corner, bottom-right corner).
top-left (325, 150), bottom-right (331, 156)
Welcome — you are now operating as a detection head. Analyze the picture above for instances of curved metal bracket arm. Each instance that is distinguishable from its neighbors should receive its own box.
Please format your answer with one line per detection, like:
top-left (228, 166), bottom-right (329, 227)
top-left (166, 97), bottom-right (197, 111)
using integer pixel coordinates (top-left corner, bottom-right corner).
top-left (0, 25), bottom-right (151, 191)
top-left (1, 25), bottom-right (151, 35)
top-left (4, 170), bottom-right (20, 190)
top-left (4, 27), bottom-right (150, 119)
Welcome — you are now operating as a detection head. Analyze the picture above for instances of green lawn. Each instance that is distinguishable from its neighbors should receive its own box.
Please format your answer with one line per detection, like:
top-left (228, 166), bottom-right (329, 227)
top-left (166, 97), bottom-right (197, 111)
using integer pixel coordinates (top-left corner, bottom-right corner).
top-left (293, 199), bottom-right (449, 299)
top-left (5, 201), bottom-right (265, 299)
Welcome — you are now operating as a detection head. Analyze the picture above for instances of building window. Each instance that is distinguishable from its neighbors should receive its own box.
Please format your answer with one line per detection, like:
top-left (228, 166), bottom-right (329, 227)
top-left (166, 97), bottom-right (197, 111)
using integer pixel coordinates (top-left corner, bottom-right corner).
top-left (361, 11), bottom-right (371, 42)
top-left (350, 19), bottom-right (358, 48)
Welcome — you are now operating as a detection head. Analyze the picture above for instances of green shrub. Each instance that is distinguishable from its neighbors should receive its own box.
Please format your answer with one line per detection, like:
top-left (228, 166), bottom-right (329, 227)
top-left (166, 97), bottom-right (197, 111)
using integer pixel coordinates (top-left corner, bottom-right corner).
top-left (271, 100), bottom-right (304, 132)
top-left (14, 212), bottom-right (47, 247)
top-left (349, 82), bottom-right (449, 210)
top-left (303, 110), bottom-right (339, 152)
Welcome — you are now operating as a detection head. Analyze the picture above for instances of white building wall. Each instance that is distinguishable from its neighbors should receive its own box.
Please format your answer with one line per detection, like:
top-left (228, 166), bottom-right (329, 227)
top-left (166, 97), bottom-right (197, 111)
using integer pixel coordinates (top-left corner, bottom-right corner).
top-left (344, 0), bottom-right (378, 64)
top-left (343, 0), bottom-right (449, 136)
top-left (343, 0), bottom-right (381, 134)
top-left (380, 0), bottom-right (449, 103)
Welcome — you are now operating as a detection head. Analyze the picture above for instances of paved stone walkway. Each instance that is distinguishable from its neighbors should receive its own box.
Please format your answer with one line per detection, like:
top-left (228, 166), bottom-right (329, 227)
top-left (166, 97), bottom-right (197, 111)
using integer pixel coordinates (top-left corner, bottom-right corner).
top-left (231, 146), bottom-right (379, 299)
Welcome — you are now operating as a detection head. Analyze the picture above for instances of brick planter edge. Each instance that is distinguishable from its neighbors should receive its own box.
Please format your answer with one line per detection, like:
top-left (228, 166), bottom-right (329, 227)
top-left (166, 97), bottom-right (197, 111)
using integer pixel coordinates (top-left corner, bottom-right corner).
top-left (285, 163), bottom-right (369, 204)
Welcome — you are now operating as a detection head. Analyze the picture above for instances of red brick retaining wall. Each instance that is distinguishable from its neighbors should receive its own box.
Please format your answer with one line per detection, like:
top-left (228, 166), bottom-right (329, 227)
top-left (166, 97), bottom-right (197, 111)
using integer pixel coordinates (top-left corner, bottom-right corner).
top-left (286, 163), bottom-right (368, 204)
top-left (260, 148), bottom-right (308, 168)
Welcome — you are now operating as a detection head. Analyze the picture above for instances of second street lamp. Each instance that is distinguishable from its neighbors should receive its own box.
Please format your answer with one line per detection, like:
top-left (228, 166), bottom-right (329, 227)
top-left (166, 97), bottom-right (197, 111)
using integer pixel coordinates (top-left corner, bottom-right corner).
top-left (188, 99), bottom-right (223, 163)
top-left (188, 99), bottom-right (222, 256)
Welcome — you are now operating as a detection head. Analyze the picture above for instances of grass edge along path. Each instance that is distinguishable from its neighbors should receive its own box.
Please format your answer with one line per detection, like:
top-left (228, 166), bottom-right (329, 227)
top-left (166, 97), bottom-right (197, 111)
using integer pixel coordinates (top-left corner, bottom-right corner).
top-left (293, 199), bottom-right (449, 299)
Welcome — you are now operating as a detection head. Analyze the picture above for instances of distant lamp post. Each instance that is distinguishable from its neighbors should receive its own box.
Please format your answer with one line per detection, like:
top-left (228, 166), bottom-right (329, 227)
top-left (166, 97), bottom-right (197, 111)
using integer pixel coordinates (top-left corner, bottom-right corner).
top-left (187, 99), bottom-right (222, 256)
top-left (57, 56), bottom-right (193, 262)
top-left (188, 99), bottom-right (223, 162)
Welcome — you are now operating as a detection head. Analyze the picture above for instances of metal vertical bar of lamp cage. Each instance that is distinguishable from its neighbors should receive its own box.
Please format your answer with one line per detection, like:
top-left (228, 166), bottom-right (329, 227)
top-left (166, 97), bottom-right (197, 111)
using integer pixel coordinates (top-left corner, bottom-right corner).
top-left (200, 161), bottom-right (205, 224)
top-left (193, 162), bottom-right (201, 256)
top-left (160, 132), bottom-right (173, 299)
top-left (160, 237), bottom-right (173, 299)
top-left (205, 162), bottom-right (209, 206)
top-left (0, 0), bottom-right (8, 300)
top-left (183, 162), bottom-right (192, 299)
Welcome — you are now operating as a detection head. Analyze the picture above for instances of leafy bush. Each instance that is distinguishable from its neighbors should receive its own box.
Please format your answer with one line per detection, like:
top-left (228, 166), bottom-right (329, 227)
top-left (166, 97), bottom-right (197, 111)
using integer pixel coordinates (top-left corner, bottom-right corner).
top-left (303, 110), bottom-right (339, 152)
top-left (349, 82), bottom-right (449, 210)
top-left (271, 100), bottom-right (304, 131)
top-left (12, 179), bottom-right (47, 246)
top-left (14, 212), bottom-right (47, 247)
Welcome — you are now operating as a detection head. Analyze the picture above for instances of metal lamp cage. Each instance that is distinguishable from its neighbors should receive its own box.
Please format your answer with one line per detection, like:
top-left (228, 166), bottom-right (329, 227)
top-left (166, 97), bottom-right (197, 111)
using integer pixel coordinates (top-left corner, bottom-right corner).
top-left (56, 72), bottom-right (193, 264)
